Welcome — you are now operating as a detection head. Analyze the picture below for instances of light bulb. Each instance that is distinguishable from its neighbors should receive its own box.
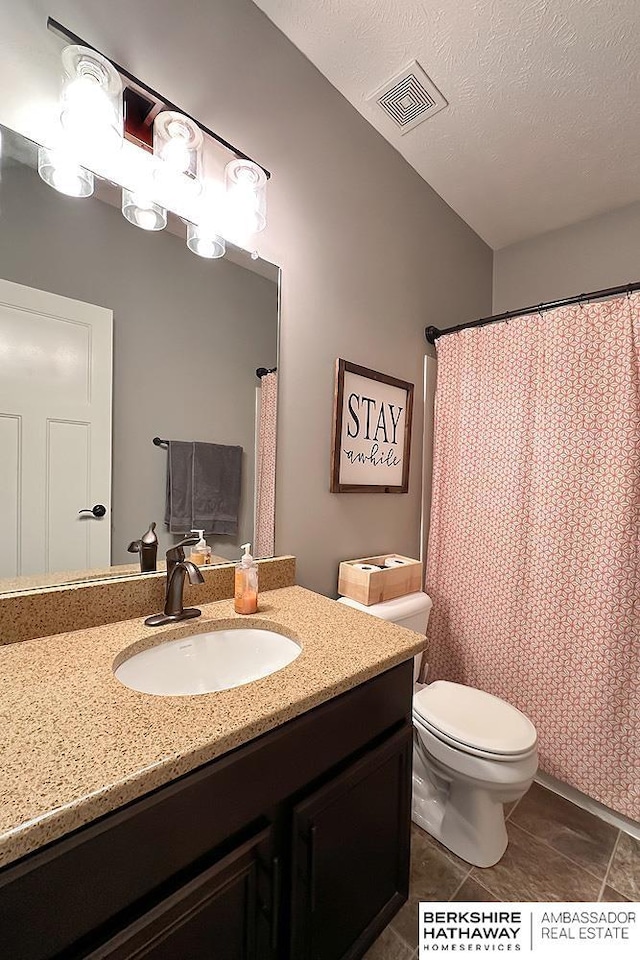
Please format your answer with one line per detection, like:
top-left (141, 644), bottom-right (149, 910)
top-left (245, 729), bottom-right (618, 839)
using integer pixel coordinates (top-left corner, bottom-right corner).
top-left (224, 159), bottom-right (267, 237)
top-left (186, 223), bottom-right (225, 259)
top-left (154, 166), bottom-right (202, 211)
top-left (122, 189), bottom-right (167, 231)
top-left (160, 120), bottom-right (193, 173)
top-left (51, 166), bottom-right (86, 196)
top-left (60, 46), bottom-right (123, 158)
top-left (233, 194), bottom-right (261, 233)
top-left (64, 75), bottom-right (113, 122)
top-left (153, 112), bottom-right (203, 209)
top-left (236, 166), bottom-right (262, 187)
top-left (38, 146), bottom-right (94, 198)
top-left (197, 239), bottom-right (217, 257)
top-left (136, 208), bottom-right (159, 231)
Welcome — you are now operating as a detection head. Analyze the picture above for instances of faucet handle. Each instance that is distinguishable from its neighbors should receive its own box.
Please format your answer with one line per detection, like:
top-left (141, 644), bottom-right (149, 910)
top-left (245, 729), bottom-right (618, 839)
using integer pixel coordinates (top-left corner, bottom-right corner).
top-left (166, 534), bottom-right (200, 564)
top-left (141, 521), bottom-right (158, 545)
top-left (129, 522), bottom-right (158, 555)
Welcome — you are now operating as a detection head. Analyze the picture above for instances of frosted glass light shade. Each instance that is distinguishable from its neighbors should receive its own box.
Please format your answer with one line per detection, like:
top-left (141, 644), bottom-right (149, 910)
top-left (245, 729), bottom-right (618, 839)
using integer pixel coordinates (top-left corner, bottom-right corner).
top-left (153, 111), bottom-right (203, 209)
top-left (37, 146), bottom-right (94, 197)
top-left (154, 112), bottom-right (203, 176)
top-left (224, 158), bottom-right (267, 236)
top-left (60, 45), bottom-right (123, 155)
top-left (186, 223), bottom-right (226, 259)
top-left (121, 189), bottom-right (167, 231)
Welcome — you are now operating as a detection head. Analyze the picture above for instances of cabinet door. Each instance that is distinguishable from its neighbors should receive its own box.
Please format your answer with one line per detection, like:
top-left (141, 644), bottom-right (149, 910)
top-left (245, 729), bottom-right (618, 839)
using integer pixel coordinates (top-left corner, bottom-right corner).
top-left (290, 725), bottom-right (412, 960)
top-left (85, 828), bottom-right (277, 960)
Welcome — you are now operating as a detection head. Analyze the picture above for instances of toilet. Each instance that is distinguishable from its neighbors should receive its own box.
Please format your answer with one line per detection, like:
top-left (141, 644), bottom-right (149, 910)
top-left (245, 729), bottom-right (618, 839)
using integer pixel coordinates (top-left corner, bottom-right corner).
top-left (337, 591), bottom-right (538, 868)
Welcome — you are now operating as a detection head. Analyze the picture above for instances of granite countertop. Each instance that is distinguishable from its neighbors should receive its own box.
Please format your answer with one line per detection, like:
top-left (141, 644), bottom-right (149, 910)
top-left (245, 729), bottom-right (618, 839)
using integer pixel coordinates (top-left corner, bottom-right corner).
top-left (0, 585), bottom-right (425, 870)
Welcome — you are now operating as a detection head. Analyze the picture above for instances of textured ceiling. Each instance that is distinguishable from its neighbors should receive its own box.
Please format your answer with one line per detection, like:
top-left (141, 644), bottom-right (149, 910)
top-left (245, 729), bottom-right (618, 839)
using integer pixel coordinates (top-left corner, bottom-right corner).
top-left (253, 0), bottom-right (640, 249)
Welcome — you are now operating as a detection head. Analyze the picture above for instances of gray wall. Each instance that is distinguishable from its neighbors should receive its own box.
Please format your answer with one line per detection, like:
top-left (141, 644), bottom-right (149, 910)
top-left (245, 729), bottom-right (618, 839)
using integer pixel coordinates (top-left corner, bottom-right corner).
top-left (0, 161), bottom-right (277, 563)
top-left (494, 201), bottom-right (640, 312)
top-left (0, 0), bottom-right (493, 596)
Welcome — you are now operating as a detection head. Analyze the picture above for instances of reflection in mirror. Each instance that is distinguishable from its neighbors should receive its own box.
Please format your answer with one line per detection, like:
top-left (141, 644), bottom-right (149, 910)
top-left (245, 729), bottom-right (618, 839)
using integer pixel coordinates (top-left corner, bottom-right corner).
top-left (0, 125), bottom-right (279, 594)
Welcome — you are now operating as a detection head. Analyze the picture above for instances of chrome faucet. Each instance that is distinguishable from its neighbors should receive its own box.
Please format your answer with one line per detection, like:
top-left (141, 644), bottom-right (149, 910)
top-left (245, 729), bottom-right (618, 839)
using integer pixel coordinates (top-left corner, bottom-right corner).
top-left (145, 536), bottom-right (205, 627)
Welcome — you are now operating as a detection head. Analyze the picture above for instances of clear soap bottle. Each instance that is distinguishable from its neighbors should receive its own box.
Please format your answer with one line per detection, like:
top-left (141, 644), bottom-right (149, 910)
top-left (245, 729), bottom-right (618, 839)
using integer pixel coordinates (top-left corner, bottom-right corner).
top-left (190, 530), bottom-right (212, 565)
top-left (234, 542), bottom-right (258, 614)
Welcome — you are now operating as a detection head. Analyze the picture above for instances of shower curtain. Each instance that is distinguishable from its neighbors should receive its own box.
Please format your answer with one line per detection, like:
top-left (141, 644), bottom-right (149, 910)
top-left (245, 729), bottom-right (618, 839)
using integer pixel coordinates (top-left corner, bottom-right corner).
top-left (425, 293), bottom-right (640, 819)
top-left (254, 371), bottom-right (278, 558)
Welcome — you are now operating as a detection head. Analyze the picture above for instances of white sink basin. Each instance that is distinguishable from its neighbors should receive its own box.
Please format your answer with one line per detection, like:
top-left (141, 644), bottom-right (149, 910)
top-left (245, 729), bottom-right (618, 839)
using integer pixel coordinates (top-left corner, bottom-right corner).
top-left (114, 627), bottom-right (301, 696)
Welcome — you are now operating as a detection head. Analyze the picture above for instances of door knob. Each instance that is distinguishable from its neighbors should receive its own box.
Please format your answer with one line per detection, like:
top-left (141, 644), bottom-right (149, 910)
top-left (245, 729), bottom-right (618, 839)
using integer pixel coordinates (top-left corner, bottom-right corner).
top-left (79, 504), bottom-right (107, 518)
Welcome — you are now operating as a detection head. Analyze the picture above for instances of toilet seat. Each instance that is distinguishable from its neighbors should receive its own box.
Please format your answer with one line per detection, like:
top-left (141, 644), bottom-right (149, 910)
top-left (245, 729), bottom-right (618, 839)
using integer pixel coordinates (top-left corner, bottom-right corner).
top-left (413, 680), bottom-right (537, 760)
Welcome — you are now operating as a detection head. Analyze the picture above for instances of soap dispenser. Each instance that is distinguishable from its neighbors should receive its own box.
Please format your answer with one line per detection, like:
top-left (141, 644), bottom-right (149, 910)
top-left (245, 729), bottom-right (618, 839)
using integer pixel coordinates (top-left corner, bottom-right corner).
top-left (190, 530), bottom-right (212, 566)
top-left (234, 542), bottom-right (258, 614)
top-left (127, 522), bottom-right (159, 573)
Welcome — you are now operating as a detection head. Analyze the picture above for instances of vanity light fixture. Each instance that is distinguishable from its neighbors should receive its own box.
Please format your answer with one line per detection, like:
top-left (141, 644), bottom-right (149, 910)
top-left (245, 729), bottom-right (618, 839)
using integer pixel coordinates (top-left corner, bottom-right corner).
top-left (121, 189), bottom-right (167, 231)
top-left (39, 18), bottom-right (271, 261)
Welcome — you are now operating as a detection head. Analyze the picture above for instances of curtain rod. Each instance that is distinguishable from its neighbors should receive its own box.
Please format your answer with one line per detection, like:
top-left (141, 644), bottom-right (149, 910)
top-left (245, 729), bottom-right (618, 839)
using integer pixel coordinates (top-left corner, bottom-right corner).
top-left (256, 366), bottom-right (277, 378)
top-left (425, 280), bottom-right (640, 344)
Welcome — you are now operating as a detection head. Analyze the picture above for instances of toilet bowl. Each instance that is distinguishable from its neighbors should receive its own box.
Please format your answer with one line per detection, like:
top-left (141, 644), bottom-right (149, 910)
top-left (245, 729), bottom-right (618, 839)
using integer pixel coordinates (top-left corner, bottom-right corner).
top-left (337, 591), bottom-right (538, 868)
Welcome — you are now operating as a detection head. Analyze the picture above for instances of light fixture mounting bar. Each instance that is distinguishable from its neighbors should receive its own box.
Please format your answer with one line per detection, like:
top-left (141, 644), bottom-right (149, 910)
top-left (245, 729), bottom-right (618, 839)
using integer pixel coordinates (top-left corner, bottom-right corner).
top-left (46, 16), bottom-right (271, 179)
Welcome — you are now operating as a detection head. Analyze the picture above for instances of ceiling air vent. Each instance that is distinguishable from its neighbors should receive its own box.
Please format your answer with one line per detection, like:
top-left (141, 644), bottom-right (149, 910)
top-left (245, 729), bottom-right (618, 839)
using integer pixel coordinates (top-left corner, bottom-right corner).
top-left (370, 61), bottom-right (448, 134)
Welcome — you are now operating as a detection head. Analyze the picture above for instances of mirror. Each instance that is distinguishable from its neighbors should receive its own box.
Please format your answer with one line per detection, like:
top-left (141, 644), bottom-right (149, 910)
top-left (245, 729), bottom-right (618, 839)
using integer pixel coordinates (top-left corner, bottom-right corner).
top-left (0, 124), bottom-right (279, 593)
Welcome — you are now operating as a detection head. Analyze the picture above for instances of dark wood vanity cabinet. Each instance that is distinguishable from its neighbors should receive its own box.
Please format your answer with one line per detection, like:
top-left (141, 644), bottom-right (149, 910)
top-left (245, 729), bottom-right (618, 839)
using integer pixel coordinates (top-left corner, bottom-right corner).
top-left (290, 728), bottom-right (411, 960)
top-left (0, 662), bottom-right (413, 960)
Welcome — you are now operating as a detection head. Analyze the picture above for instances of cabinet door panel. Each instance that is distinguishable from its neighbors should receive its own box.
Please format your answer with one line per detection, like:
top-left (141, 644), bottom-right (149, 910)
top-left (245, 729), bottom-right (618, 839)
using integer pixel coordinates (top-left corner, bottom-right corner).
top-left (290, 726), bottom-right (412, 960)
top-left (85, 829), bottom-right (274, 960)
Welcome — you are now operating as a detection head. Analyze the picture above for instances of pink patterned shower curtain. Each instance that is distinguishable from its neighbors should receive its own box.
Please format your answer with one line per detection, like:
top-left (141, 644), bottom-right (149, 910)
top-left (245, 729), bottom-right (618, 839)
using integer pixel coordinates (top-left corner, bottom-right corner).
top-left (425, 294), bottom-right (640, 819)
top-left (254, 371), bottom-right (278, 558)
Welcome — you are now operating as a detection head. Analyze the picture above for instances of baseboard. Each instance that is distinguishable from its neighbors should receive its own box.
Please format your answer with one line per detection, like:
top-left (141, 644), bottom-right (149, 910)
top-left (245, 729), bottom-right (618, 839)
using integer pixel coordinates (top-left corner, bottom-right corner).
top-left (535, 771), bottom-right (640, 840)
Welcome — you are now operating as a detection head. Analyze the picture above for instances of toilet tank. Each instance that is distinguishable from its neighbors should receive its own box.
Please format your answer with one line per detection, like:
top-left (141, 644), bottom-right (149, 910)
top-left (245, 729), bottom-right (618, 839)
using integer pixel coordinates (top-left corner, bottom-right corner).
top-left (337, 591), bottom-right (432, 631)
top-left (337, 592), bottom-right (432, 680)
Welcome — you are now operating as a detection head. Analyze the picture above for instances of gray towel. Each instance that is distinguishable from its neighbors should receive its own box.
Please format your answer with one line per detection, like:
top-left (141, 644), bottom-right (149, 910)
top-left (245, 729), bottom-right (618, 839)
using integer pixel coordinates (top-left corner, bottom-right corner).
top-left (165, 441), bottom-right (243, 536)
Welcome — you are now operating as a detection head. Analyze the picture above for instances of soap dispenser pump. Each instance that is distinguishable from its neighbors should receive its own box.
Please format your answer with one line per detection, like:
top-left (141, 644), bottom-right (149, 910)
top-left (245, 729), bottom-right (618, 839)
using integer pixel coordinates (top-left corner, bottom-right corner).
top-left (234, 542), bottom-right (258, 614)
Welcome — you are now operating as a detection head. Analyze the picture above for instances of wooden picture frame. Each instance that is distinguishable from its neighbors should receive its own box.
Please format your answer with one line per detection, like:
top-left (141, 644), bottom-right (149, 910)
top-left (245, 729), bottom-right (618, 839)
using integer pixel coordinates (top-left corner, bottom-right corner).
top-left (330, 359), bottom-right (414, 493)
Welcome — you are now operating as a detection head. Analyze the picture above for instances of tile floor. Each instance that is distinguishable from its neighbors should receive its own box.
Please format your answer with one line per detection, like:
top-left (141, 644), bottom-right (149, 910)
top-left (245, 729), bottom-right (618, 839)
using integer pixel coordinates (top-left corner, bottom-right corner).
top-left (364, 782), bottom-right (640, 959)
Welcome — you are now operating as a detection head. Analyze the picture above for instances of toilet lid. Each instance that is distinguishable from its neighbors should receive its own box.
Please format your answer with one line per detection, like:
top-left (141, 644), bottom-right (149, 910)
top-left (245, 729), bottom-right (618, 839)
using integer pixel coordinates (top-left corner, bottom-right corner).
top-left (413, 681), bottom-right (537, 756)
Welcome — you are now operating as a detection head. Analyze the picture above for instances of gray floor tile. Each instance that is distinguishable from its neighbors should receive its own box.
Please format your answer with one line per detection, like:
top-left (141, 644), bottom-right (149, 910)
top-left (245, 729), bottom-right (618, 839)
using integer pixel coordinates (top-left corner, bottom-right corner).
top-left (470, 823), bottom-right (601, 901)
top-left (504, 801), bottom-right (518, 818)
top-left (606, 831), bottom-right (640, 900)
top-left (363, 923), bottom-right (414, 960)
top-left (451, 877), bottom-right (498, 901)
top-left (599, 885), bottom-right (631, 902)
top-left (390, 825), bottom-right (469, 949)
top-left (509, 783), bottom-right (619, 878)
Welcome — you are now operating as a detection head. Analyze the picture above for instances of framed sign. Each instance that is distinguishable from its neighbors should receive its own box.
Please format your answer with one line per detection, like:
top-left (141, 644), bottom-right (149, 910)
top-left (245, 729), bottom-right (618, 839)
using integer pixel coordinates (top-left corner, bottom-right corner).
top-left (330, 359), bottom-right (414, 493)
